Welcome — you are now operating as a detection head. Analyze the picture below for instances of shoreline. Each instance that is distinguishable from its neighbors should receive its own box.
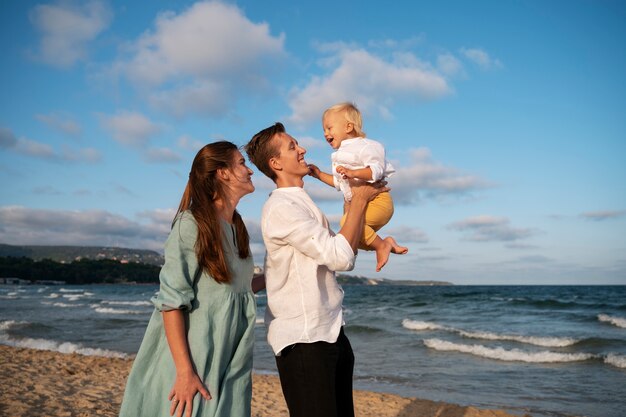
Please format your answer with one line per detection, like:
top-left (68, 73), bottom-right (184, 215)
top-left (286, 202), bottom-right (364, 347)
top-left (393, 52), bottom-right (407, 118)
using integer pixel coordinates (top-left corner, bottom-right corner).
top-left (0, 344), bottom-right (530, 417)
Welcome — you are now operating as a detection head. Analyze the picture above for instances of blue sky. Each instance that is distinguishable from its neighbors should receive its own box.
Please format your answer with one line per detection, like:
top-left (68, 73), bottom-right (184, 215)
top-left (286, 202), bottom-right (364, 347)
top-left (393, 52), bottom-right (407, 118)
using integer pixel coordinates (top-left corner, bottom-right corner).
top-left (1, 0), bottom-right (624, 285)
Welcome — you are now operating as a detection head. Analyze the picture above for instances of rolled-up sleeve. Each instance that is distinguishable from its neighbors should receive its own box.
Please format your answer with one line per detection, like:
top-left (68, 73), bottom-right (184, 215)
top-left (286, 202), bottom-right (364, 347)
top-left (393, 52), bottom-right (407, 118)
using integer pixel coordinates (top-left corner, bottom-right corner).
top-left (151, 214), bottom-right (199, 311)
top-left (360, 142), bottom-right (387, 182)
top-left (265, 202), bottom-right (355, 272)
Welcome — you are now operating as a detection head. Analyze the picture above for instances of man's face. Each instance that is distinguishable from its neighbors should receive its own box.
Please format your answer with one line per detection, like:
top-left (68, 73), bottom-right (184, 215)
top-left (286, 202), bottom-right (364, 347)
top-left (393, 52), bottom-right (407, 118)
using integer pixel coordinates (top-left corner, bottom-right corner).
top-left (271, 132), bottom-right (309, 179)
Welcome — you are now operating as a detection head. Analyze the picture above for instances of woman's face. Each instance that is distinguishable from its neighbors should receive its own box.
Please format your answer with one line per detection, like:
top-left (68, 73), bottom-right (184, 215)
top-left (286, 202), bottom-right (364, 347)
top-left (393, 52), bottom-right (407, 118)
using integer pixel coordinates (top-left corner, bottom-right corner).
top-left (224, 150), bottom-right (255, 197)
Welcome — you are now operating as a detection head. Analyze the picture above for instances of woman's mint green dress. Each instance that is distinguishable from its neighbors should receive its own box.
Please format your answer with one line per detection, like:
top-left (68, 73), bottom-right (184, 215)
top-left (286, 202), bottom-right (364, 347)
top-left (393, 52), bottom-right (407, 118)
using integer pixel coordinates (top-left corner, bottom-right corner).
top-left (119, 212), bottom-right (256, 417)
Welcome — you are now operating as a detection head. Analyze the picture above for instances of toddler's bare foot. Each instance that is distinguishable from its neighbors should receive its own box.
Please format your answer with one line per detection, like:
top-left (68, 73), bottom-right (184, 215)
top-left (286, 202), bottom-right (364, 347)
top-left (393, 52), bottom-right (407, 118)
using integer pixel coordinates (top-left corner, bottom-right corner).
top-left (385, 236), bottom-right (408, 255)
top-left (374, 242), bottom-right (391, 272)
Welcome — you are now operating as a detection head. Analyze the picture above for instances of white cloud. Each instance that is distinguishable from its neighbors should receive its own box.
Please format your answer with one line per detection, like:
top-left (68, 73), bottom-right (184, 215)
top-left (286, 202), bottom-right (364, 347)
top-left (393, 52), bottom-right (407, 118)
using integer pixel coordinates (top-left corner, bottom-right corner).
top-left (100, 111), bottom-right (161, 147)
top-left (2, 126), bottom-right (99, 162)
top-left (437, 53), bottom-right (465, 77)
top-left (2, 132), bottom-right (101, 163)
top-left (177, 135), bottom-right (205, 152)
top-left (580, 210), bottom-right (626, 221)
top-left (305, 184), bottom-right (343, 202)
top-left (385, 225), bottom-right (429, 243)
top-left (32, 185), bottom-right (63, 196)
top-left (36, 113), bottom-right (82, 137)
top-left (0, 206), bottom-right (171, 251)
top-left (287, 47), bottom-right (452, 126)
top-left (296, 136), bottom-right (327, 150)
top-left (390, 147), bottom-right (491, 204)
top-left (148, 80), bottom-right (231, 118)
top-left (448, 215), bottom-right (536, 242)
top-left (460, 48), bottom-right (503, 70)
top-left (144, 147), bottom-right (182, 164)
top-left (113, 1), bottom-right (285, 117)
top-left (0, 127), bottom-right (18, 148)
top-left (29, 0), bottom-right (113, 68)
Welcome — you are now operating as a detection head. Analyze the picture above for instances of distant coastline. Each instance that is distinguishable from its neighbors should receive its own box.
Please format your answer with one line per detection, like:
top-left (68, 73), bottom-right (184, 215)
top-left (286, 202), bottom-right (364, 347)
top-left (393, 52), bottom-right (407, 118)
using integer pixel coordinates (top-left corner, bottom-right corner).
top-left (0, 243), bottom-right (453, 286)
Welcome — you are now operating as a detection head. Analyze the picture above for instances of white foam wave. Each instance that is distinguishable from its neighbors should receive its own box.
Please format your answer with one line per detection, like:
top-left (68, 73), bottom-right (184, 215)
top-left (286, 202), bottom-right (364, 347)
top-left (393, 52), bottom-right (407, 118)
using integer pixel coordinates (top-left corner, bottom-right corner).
top-left (604, 353), bottom-right (626, 369)
top-left (53, 302), bottom-right (85, 308)
top-left (46, 293), bottom-right (60, 299)
top-left (456, 329), bottom-right (577, 347)
top-left (101, 300), bottom-right (152, 306)
top-left (93, 307), bottom-right (144, 315)
top-left (0, 320), bottom-right (28, 331)
top-left (402, 319), bottom-right (444, 331)
top-left (403, 319), bottom-right (577, 347)
top-left (423, 338), bottom-right (594, 363)
top-left (0, 334), bottom-right (128, 358)
top-left (598, 314), bottom-right (626, 329)
top-left (63, 294), bottom-right (86, 301)
top-left (255, 318), bottom-right (264, 325)
top-left (59, 288), bottom-right (84, 293)
top-left (0, 295), bottom-right (18, 300)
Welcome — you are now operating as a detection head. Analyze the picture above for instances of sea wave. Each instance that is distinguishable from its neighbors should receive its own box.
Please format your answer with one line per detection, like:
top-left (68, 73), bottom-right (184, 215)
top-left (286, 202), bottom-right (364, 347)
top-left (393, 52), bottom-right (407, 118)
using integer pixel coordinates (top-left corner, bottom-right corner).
top-left (62, 294), bottom-right (88, 301)
top-left (423, 338), bottom-right (594, 363)
top-left (0, 320), bottom-right (28, 331)
top-left (604, 353), bottom-right (626, 369)
top-left (402, 319), bottom-right (444, 331)
top-left (59, 288), bottom-right (85, 293)
top-left (53, 302), bottom-right (85, 308)
top-left (402, 319), bottom-right (577, 347)
top-left (101, 300), bottom-right (152, 307)
top-left (92, 307), bottom-right (145, 315)
top-left (0, 320), bottom-right (128, 358)
top-left (0, 334), bottom-right (128, 358)
top-left (598, 314), bottom-right (626, 329)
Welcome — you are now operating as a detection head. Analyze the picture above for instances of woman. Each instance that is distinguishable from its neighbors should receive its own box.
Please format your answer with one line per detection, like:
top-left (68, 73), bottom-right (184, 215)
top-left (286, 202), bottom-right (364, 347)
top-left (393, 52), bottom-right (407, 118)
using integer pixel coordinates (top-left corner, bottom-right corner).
top-left (119, 141), bottom-right (264, 417)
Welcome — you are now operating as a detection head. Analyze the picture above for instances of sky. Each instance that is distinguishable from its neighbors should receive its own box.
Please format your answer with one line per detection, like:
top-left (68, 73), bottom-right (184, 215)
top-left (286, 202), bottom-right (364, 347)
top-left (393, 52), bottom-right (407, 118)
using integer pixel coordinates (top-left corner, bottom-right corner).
top-left (1, 0), bottom-right (625, 285)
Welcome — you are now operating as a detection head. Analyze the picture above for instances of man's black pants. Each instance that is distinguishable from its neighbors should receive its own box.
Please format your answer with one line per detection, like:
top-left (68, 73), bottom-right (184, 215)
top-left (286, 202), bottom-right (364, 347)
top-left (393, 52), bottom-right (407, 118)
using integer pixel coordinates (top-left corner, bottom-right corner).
top-left (275, 328), bottom-right (355, 417)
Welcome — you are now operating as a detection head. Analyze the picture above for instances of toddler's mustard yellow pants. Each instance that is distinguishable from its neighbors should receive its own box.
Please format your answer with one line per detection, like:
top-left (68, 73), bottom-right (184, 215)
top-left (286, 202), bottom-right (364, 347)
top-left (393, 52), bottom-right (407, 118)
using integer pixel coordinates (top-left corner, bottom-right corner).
top-left (340, 191), bottom-right (394, 250)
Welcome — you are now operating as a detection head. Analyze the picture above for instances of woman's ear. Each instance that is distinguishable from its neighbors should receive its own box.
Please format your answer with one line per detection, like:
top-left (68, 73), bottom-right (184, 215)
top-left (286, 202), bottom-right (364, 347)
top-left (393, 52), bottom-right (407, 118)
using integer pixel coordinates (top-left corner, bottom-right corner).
top-left (217, 167), bottom-right (230, 181)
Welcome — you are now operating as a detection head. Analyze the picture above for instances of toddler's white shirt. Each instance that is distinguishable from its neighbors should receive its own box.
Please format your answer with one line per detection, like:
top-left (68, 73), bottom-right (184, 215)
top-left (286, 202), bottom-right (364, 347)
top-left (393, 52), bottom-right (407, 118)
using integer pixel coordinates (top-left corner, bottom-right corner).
top-left (331, 137), bottom-right (395, 201)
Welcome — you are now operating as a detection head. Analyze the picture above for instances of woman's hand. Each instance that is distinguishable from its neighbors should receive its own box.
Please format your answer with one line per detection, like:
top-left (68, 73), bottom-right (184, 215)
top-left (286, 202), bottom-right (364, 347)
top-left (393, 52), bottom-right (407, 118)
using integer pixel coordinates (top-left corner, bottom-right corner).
top-left (168, 370), bottom-right (211, 417)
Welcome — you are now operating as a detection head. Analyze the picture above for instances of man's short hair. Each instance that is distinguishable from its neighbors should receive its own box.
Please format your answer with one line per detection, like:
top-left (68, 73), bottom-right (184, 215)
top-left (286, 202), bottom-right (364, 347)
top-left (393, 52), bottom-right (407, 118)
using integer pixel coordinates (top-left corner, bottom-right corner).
top-left (245, 122), bottom-right (285, 182)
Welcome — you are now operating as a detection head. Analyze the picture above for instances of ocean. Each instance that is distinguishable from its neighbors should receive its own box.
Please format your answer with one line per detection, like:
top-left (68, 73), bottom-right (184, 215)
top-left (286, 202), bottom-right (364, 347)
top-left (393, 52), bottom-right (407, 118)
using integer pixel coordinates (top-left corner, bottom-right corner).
top-left (1, 284), bottom-right (625, 417)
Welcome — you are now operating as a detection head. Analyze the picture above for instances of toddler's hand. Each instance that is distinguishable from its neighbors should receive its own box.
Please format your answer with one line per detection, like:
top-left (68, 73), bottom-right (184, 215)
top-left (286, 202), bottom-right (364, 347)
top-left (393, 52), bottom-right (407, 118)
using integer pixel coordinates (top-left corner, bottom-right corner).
top-left (308, 164), bottom-right (321, 179)
top-left (336, 165), bottom-right (354, 179)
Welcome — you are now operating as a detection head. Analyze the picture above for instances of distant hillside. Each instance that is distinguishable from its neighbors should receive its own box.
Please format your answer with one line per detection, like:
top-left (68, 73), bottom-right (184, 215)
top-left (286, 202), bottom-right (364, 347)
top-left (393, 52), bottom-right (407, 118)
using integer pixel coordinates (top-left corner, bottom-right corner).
top-left (0, 244), bottom-right (164, 266)
top-left (337, 274), bottom-right (452, 286)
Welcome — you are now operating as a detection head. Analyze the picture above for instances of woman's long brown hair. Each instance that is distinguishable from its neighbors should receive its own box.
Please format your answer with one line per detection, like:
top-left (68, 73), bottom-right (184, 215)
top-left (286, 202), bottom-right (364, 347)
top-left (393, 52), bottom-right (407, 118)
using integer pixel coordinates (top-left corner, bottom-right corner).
top-left (173, 141), bottom-right (250, 284)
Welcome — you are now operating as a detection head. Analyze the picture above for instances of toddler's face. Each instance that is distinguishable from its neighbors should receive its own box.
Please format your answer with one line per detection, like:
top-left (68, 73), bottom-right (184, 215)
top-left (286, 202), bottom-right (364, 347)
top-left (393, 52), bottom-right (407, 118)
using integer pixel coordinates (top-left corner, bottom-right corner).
top-left (322, 111), bottom-right (352, 149)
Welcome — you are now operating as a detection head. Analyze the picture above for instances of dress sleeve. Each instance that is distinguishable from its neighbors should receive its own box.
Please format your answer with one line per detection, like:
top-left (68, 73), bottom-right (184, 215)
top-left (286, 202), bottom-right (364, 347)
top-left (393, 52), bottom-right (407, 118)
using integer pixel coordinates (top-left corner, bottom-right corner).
top-left (152, 214), bottom-right (200, 311)
top-left (264, 201), bottom-right (355, 272)
top-left (360, 141), bottom-right (387, 182)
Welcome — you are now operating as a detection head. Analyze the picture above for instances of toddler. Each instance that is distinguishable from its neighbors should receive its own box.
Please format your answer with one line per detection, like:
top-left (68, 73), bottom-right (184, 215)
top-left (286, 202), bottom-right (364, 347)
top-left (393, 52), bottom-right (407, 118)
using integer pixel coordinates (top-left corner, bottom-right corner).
top-left (309, 102), bottom-right (407, 271)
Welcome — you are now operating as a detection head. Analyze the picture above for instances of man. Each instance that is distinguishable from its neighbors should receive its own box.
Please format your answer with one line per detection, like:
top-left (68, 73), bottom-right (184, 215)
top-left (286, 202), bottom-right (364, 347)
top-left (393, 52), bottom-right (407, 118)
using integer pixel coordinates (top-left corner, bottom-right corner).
top-left (245, 122), bottom-right (386, 417)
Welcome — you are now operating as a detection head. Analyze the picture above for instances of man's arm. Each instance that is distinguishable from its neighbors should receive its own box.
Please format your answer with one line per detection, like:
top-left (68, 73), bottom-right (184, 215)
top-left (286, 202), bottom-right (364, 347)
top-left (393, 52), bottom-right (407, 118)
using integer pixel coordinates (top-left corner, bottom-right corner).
top-left (338, 180), bottom-right (388, 253)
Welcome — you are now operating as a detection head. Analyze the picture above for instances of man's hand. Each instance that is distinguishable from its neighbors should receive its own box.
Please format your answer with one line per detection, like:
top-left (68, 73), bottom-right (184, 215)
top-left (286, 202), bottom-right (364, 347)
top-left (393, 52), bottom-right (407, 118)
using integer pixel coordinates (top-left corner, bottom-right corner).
top-left (349, 179), bottom-right (389, 203)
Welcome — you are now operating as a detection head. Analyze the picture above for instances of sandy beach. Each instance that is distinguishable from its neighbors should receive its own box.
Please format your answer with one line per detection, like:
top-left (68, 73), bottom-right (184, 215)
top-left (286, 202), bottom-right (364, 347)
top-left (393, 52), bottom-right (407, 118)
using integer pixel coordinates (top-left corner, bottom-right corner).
top-left (0, 345), bottom-right (529, 417)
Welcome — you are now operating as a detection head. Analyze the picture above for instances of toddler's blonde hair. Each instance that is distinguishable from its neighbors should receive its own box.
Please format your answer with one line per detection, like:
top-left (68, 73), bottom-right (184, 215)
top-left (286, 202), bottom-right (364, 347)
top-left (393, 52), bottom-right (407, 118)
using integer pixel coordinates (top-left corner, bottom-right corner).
top-left (323, 102), bottom-right (366, 138)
